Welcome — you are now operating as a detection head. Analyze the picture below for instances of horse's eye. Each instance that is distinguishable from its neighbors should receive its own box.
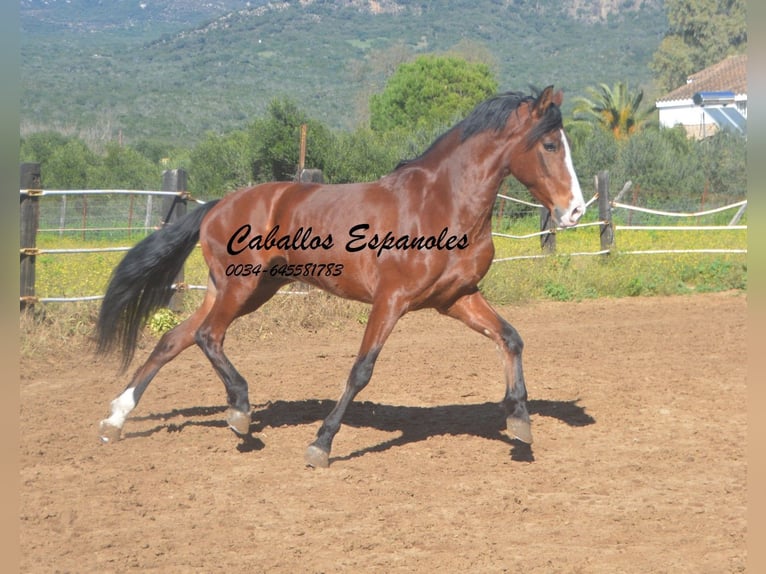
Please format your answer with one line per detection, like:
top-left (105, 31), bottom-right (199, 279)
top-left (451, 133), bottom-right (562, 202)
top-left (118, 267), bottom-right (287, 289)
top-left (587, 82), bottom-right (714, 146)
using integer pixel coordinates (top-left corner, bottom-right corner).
top-left (543, 142), bottom-right (557, 152)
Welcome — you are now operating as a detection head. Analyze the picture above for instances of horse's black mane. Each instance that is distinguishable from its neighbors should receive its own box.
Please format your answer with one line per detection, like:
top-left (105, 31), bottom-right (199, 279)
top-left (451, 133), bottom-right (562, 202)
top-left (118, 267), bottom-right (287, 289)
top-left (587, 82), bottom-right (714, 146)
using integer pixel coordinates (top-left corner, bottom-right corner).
top-left (394, 89), bottom-right (563, 170)
top-left (460, 91), bottom-right (536, 141)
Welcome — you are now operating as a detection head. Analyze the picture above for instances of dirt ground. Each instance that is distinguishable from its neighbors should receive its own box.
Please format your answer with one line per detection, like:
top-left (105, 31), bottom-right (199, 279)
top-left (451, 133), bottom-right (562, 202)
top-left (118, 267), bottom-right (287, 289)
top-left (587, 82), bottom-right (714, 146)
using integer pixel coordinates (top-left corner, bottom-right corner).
top-left (20, 292), bottom-right (747, 573)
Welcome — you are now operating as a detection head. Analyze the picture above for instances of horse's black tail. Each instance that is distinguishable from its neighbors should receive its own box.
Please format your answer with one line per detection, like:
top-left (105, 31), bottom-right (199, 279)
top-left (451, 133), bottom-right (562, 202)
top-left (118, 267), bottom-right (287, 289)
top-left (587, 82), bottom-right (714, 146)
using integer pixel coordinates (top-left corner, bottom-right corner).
top-left (96, 199), bottom-right (221, 370)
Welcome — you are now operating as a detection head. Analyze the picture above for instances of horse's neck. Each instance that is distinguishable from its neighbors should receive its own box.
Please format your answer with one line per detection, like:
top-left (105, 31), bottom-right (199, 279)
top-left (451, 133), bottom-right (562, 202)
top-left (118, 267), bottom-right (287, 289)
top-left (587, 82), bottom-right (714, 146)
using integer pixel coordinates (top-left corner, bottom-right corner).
top-left (386, 131), bottom-right (512, 226)
top-left (440, 136), bottom-right (511, 220)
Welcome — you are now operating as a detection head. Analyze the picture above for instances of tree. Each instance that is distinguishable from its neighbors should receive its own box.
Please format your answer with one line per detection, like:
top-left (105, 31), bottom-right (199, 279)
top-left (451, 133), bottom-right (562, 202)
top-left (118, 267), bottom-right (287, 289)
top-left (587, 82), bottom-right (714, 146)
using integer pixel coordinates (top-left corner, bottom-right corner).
top-left (132, 139), bottom-right (176, 165)
top-left (347, 42), bottom-right (414, 126)
top-left (323, 127), bottom-right (432, 184)
top-left (571, 82), bottom-right (655, 140)
top-left (323, 128), bottom-right (396, 184)
top-left (369, 55), bottom-right (498, 133)
top-left (20, 131), bottom-right (70, 169)
top-left (650, 0), bottom-right (747, 92)
top-left (189, 130), bottom-right (253, 197)
top-left (91, 142), bottom-right (160, 190)
top-left (21, 133), bottom-right (165, 190)
top-left (249, 98), bottom-right (334, 182)
top-left (43, 139), bottom-right (101, 189)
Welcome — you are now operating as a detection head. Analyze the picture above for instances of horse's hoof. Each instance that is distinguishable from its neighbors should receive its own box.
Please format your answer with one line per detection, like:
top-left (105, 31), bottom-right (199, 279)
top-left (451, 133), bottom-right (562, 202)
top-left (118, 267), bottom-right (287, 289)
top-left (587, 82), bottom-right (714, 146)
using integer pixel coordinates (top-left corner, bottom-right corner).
top-left (507, 416), bottom-right (533, 444)
top-left (226, 408), bottom-right (251, 436)
top-left (99, 420), bottom-right (122, 443)
top-left (304, 445), bottom-right (330, 468)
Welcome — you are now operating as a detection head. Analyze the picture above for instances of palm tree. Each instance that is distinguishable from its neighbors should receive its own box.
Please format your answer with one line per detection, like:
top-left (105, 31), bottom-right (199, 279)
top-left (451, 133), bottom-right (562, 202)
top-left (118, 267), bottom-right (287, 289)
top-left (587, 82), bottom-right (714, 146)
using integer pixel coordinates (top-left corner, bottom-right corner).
top-left (572, 82), bottom-right (655, 139)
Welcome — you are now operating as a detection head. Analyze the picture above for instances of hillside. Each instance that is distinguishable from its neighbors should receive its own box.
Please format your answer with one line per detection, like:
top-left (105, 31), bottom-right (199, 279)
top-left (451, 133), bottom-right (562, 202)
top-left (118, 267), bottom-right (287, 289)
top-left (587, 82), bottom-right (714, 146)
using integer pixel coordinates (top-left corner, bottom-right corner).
top-left (20, 0), bottom-right (667, 145)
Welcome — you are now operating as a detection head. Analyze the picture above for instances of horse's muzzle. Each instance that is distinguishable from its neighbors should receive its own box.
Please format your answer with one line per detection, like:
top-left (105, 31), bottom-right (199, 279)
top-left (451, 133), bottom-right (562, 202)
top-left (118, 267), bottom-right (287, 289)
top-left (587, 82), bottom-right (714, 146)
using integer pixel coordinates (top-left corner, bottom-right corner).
top-left (554, 200), bottom-right (586, 228)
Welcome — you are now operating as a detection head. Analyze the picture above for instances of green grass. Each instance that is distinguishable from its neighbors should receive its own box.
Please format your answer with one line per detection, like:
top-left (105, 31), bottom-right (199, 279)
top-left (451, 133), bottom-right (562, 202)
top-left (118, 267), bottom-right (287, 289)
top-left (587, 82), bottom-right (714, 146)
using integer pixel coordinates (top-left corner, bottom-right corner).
top-left (34, 234), bottom-right (211, 298)
top-left (31, 214), bottom-right (747, 305)
top-left (21, 215), bottom-right (746, 358)
top-left (482, 215), bottom-right (746, 303)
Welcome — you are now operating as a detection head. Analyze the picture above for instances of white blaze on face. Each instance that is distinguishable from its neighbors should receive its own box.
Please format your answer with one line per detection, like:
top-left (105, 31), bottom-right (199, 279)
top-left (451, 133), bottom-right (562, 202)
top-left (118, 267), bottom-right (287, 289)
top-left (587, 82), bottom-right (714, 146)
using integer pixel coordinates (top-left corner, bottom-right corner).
top-left (559, 129), bottom-right (586, 227)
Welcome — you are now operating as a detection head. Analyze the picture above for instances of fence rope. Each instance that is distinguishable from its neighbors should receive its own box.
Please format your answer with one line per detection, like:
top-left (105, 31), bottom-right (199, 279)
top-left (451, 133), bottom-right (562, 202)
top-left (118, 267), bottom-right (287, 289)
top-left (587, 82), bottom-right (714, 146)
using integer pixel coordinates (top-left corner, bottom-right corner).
top-left (21, 284), bottom-right (308, 304)
top-left (22, 183), bottom-right (747, 303)
top-left (21, 188), bottom-right (181, 197)
top-left (611, 199), bottom-right (747, 218)
top-left (619, 248), bottom-right (746, 255)
top-left (492, 220), bottom-right (605, 240)
top-left (491, 246), bottom-right (746, 264)
top-left (497, 193), bottom-right (541, 208)
top-left (20, 188), bottom-right (208, 205)
top-left (585, 194), bottom-right (599, 208)
top-left (497, 193), bottom-right (599, 210)
top-left (37, 295), bottom-right (105, 303)
top-left (38, 226), bottom-right (159, 234)
top-left (30, 246), bottom-right (134, 254)
top-left (494, 229), bottom-right (552, 240)
top-left (493, 249), bottom-right (611, 263)
top-left (615, 225), bottom-right (746, 232)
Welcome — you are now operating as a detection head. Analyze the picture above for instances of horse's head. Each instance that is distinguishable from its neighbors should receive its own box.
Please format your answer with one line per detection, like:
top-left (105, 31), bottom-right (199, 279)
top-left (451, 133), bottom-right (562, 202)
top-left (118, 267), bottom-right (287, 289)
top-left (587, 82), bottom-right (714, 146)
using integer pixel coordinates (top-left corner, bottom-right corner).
top-left (511, 86), bottom-right (585, 228)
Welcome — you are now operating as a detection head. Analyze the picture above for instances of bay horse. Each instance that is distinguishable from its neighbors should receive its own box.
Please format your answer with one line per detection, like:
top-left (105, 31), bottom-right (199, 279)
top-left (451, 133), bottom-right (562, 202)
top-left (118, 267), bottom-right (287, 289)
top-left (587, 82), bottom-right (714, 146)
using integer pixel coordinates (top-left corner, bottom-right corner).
top-left (96, 86), bottom-right (585, 468)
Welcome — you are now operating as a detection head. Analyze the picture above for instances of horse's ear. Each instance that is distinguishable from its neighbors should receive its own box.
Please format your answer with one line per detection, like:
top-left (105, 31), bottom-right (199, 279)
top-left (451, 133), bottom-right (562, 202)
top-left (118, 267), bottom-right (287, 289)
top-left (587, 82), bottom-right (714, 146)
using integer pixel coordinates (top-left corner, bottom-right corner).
top-left (552, 89), bottom-right (563, 106)
top-left (533, 85), bottom-right (555, 117)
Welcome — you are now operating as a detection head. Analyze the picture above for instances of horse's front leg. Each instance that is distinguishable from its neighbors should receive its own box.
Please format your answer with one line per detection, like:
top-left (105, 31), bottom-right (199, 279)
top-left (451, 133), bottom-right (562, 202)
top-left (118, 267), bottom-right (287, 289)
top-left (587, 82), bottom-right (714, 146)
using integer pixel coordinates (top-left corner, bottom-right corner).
top-left (442, 291), bottom-right (532, 444)
top-left (305, 295), bottom-right (407, 468)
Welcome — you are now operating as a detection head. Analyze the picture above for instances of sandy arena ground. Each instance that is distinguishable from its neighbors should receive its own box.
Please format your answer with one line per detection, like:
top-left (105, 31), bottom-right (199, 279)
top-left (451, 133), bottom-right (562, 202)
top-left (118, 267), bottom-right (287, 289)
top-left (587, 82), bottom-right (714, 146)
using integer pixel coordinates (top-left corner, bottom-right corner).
top-left (20, 292), bottom-right (746, 573)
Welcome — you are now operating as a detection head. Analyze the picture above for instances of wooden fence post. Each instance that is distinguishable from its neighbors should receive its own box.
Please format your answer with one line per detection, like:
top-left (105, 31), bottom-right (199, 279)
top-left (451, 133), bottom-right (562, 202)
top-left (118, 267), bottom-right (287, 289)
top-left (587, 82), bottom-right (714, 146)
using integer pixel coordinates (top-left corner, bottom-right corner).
top-left (161, 169), bottom-right (188, 312)
top-left (539, 207), bottom-right (556, 253)
top-left (298, 168), bottom-right (324, 183)
top-left (597, 170), bottom-right (614, 253)
top-left (298, 123), bottom-right (307, 175)
top-left (729, 202), bottom-right (747, 225)
top-left (20, 163), bottom-right (41, 311)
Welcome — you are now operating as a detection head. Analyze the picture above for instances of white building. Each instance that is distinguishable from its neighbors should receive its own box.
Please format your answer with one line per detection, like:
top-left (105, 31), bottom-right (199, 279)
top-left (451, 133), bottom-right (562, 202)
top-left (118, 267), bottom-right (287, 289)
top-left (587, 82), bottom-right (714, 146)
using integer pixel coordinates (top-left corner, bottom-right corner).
top-left (655, 54), bottom-right (747, 139)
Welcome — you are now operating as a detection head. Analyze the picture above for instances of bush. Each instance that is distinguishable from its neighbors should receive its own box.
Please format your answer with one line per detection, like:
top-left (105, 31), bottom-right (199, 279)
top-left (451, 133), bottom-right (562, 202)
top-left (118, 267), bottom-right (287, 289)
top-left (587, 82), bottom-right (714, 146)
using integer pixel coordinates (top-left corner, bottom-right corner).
top-left (617, 127), bottom-right (704, 202)
top-left (570, 124), bottom-right (746, 213)
top-left (148, 308), bottom-right (180, 337)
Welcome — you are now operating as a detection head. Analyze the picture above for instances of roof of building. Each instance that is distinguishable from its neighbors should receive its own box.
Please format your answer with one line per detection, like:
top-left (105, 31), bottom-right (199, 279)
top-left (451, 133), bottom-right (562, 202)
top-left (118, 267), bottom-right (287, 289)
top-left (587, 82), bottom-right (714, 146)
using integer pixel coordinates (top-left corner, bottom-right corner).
top-left (656, 54), bottom-right (747, 103)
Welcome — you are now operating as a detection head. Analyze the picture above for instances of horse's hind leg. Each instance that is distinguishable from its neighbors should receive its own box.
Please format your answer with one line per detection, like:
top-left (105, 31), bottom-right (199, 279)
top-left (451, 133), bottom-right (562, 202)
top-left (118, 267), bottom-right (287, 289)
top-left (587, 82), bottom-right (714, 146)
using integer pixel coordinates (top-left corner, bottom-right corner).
top-left (442, 291), bottom-right (532, 444)
top-left (194, 280), bottom-right (284, 436)
top-left (99, 287), bottom-right (217, 443)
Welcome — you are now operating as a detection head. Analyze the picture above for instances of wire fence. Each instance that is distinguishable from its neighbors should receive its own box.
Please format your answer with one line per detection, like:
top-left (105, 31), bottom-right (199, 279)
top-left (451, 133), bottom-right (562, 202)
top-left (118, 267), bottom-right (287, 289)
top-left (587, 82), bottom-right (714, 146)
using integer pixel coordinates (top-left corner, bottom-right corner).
top-left (30, 189), bottom-right (207, 241)
top-left (490, 175), bottom-right (746, 263)
top-left (20, 165), bottom-right (747, 306)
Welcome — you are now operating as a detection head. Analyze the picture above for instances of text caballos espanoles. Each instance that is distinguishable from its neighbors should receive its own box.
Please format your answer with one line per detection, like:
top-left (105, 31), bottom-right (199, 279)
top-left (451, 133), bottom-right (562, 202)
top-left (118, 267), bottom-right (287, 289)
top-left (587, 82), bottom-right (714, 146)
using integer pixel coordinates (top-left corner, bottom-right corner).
top-left (226, 224), bottom-right (469, 258)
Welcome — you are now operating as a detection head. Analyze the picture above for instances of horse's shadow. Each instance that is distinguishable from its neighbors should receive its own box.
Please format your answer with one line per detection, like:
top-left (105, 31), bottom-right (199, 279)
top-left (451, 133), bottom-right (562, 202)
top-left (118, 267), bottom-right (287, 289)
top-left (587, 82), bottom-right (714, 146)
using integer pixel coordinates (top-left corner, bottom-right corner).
top-left (126, 397), bottom-right (594, 463)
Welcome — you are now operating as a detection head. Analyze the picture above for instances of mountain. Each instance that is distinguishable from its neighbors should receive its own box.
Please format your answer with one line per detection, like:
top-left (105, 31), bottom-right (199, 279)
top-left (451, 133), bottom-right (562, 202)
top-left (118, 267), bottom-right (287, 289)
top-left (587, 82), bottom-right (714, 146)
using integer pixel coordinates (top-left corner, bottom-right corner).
top-left (20, 0), bottom-right (254, 33)
top-left (19, 0), bottom-right (660, 30)
top-left (20, 0), bottom-right (667, 145)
